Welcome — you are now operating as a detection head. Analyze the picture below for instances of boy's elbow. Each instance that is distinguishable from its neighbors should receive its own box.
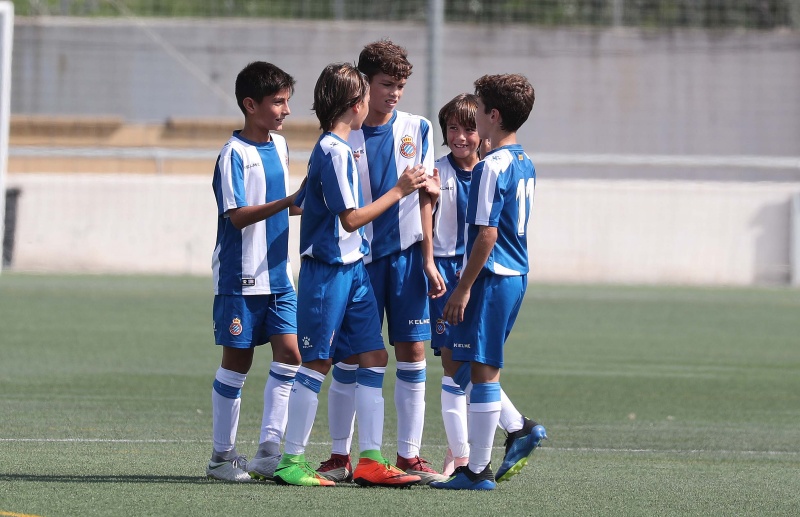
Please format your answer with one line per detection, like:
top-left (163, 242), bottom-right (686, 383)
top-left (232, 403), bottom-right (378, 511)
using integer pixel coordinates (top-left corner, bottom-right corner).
top-left (338, 209), bottom-right (360, 233)
top-left (227, 210), bottom-right (246, 230)
top-left (341, 220), bottom-right (358, 233)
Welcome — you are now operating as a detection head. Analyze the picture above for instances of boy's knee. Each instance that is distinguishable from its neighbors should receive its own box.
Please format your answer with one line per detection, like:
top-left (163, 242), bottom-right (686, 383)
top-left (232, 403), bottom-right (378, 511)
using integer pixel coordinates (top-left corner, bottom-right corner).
top-left (394, 341), bottom-right (426, 362)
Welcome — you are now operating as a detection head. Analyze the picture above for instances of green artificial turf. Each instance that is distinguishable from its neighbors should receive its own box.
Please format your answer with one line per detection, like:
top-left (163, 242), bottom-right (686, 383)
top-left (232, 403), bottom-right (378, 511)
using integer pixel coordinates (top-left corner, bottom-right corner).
top-left (1, 274), bottom-right (798, 516)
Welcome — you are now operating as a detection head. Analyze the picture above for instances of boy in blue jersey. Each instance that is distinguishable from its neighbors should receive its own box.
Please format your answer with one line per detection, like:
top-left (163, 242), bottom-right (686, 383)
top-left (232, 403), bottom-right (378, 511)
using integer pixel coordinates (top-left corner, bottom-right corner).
top-left (431, 94), bottom-right (538, 478)
top-left (317, 39), bottom-right (448, 486)
top-left (272, 63), bottom-right (425, 488)
top-left (431, 74), bottom-right (547, 491)
top-left (207, 61), bottom-right (304, 483)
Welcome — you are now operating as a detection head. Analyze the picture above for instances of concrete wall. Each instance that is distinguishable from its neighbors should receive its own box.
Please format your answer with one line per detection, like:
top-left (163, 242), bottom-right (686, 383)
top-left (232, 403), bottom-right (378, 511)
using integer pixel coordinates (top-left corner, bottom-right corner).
top-left (6, 173), bottom-right (798, 286)
top-left (11, 18), bottom-right (800, 158)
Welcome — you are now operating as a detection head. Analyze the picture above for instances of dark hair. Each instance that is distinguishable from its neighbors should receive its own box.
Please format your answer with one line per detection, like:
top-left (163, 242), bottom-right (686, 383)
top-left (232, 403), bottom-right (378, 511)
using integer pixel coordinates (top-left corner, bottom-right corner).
top-left (235, 61), bottom-right (296, 115)
top-left (438, 93), bottom-right (478, 146)
top-left (357, 39), bottom-right (413, 81)
top-left (473, 74), bottom-right (535, 133)
top-left (313, 63), bottom-right (369, 132)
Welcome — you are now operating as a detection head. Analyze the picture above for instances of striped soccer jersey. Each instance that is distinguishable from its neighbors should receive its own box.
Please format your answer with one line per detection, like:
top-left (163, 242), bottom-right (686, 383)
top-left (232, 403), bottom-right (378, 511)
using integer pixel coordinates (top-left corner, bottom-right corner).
top-left (348, 110), bottom-right (435, 263)
top-left (432, 153), bottom-right (472, 258)
top-left (295, 132), bottom-right (369, 265)
top-left (466, 144), bottom-right (536, 276)
top-left (212, 130), bottom-right (294, 295)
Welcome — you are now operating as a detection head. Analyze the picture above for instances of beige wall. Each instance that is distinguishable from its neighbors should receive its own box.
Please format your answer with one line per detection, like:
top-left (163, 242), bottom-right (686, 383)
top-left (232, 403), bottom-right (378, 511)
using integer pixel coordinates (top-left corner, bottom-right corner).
top-left (6, 174), bottom-right (798, 286)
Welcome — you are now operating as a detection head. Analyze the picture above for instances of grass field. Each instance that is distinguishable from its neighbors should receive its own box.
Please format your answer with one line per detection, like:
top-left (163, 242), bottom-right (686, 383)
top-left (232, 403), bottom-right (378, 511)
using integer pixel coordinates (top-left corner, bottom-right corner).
top-left (1, 273), bottom-right (799, 516)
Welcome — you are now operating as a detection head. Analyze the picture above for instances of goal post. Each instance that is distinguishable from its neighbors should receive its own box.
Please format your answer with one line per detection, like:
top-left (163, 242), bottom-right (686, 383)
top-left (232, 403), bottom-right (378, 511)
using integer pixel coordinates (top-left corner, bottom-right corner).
top-left (0, 1), bottom-right (13, 274)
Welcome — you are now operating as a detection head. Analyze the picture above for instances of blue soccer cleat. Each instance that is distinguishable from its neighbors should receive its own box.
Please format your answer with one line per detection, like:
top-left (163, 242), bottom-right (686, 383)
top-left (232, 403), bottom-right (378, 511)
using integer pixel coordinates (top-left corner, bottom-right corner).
top-left (495, 418), bottom-right (547, 482)
top-left (429, 464), bottom-right (496, 491)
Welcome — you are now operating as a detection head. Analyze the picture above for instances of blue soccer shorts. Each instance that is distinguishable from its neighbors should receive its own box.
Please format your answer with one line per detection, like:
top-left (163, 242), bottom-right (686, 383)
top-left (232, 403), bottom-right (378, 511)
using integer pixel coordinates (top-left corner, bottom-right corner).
top-left (450, 274), bottom-right (527, 368)
top-left (366, 242), bottom-right (432, 344)
top-left (429, 256), bottom-right (463, 354)
top-left (296, 258), bottom-right (385, 363)
top-left (213, 290), bottom-right (297, 349)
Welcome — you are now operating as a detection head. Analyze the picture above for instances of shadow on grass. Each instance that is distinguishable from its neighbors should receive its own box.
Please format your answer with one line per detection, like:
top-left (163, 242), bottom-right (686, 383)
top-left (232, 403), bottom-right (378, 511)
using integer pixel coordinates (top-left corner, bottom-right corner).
top-left (0, 474), bottom-right (217, 484)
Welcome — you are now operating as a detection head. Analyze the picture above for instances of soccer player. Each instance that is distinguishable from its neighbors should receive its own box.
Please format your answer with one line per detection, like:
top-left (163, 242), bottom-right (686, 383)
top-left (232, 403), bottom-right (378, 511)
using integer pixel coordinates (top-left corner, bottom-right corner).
top-left (207, 61), bottom-right (303, 482)
top-left (272, 63), bottom-right (425, 488)
top-left (316, 39), bottom-right (448, 486)
top-left (430, 74), bottom-right (547, 491)
top-left (429, 93), bottom-right (480, 476)
top-left (431, 94), bottom-right (539, 477)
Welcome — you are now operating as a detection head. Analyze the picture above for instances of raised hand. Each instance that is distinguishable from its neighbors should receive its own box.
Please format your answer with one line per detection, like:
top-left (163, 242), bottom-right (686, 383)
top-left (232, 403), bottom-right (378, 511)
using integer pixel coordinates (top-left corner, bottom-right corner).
top-left (395, 163), bottom-right (427, 196)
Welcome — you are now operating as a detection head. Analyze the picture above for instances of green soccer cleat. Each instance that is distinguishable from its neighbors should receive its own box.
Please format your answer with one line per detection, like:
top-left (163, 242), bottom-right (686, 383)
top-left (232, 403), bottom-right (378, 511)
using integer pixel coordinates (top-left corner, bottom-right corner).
top-left (273, 455), bottom-right (335, 487)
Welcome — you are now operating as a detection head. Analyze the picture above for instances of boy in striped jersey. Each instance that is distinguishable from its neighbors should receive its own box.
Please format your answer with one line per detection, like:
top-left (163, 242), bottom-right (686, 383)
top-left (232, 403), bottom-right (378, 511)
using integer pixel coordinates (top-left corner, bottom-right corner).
top-left (317, 39), bottom-right (448, 486)
top-left (272, 63), bottom-right (424, 488)
top-left (208, 62), bottom-right (305, 482)
top-left (429, 94), bottom-right (481, 477)
top-left (431, 75), bottom-right (547, 491)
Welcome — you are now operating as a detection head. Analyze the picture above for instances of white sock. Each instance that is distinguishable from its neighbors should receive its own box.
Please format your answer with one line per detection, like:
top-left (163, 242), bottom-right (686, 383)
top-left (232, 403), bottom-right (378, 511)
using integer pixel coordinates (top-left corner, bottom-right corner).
top-left (468, 382), bottom-right (502, 473)
top-left (395, 360), bottom-right (426, 458)
top-left (355, 367), bottom-right (385, 453)
top-left (283, 367), bottom-right (324, 456)
top-left (211, 367), bottom-right (246, 454)
top-left (467, 383), bottom-right (523, 434)
top-left (328, 363), bottom-right (357, 455)
top-left (441, 376), bottom-right (469, 458)
top-left (259, 361), bottom-right (299, 444)
top-left (499, 389), bottom-right (524, 433)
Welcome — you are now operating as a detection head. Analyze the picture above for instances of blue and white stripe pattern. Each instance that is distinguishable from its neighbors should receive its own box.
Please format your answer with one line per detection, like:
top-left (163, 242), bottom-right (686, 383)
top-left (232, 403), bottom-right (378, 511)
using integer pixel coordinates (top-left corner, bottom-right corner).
top-left (349, 110), bottom-right (435, 263)
top-left (296, 132), bottom-right (369, 265)
top-left (466, 144), bottom-right (536, 277)
top-left (211, 130), bottom-right (294, 295)
top-left (432, 153), bottom-right (472, 258)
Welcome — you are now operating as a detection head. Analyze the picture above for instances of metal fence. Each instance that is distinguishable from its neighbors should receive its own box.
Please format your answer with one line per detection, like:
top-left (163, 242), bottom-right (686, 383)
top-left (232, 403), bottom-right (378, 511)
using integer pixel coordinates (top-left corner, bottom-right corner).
top-left (10, 0), bottom-right (800, 29)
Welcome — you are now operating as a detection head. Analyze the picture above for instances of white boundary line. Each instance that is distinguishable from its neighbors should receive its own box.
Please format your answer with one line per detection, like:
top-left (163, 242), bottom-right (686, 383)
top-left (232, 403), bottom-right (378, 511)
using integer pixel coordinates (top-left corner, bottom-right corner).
top-left (2, 438), bottom-right (797, 457)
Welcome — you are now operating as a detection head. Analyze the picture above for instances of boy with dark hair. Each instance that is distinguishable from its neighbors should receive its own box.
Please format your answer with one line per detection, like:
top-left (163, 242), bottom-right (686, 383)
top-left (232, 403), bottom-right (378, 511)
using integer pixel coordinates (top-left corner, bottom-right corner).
top-left (273, 63), bottom-right (424, 488)
top-left (431, 74), bottom-right (547, 491)
top-left (207, 61), bottom-right (303, 482)
top-left (430, 93), bottom-right (481, 476)
top-left (317, 39), bottom-right (447, 485)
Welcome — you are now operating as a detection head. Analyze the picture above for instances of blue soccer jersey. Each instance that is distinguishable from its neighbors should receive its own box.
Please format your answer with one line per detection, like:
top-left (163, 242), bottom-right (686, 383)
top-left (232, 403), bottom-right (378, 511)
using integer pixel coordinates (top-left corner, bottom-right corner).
top-left (465, 144), bottom-right (536, 276)
top-left (348, 110), bottom-right (435, 263)
top-left (432, 153), bottom-right (472, 258)
top-left (295, 132), bottom-right (369, 265)
top-left (212, 130), bottom-right (294, 295)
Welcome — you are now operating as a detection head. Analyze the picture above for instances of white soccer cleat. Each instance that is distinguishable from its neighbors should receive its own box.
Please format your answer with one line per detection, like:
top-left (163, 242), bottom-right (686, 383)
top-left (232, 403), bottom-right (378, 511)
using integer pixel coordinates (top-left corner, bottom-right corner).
top-left (206, 456), bottom-right (254, 482)
top-left (248, 453), bottom-right (282, 480)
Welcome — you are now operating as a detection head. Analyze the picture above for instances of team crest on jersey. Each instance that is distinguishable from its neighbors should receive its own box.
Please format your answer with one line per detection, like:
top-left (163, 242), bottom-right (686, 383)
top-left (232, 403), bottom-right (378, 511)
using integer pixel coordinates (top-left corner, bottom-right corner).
top-left (229, 318), bottom-right (243, 336)
top-left (436, 319), bottom-right (447, 335)
top-left (399, 135), bottom-right (416, 159)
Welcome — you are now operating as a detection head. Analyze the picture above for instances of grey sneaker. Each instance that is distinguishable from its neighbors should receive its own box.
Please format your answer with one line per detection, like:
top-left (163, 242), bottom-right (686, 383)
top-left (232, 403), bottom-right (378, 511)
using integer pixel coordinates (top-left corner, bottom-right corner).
top-left (248, 441), bottom-right (282, 480)
top-left (206, 455), bottom-right (253, 482)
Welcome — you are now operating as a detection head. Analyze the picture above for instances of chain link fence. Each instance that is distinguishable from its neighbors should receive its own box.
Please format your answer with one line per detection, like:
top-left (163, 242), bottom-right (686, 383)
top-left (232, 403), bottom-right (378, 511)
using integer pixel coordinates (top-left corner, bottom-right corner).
top-left (11, 0), bottom-right (800, 29)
